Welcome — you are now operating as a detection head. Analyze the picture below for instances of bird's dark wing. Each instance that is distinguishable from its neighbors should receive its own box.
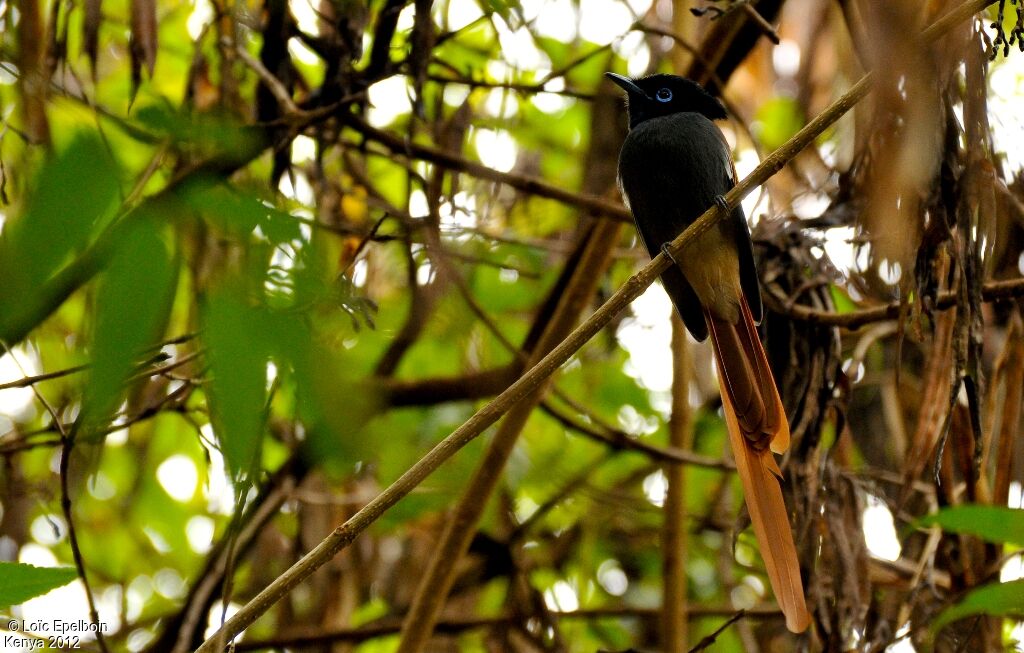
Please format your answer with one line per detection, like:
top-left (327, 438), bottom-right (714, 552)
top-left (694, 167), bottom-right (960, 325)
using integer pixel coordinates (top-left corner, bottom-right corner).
top-left (618, 141), bottom-right (709, 340)
top-left (711, 126), bottom-right (763, 325)
top-left (655, 253), bottom-right (708, 341)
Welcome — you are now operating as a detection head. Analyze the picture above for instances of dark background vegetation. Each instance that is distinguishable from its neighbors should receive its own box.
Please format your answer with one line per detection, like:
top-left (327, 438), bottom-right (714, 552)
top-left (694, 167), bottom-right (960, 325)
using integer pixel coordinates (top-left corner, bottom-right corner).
top-left (0, 0), bottom-right (1023, 651)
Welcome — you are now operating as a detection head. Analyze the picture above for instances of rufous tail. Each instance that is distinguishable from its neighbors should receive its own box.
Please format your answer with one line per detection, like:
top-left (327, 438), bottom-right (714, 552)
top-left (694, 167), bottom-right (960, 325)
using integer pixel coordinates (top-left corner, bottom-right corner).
top-left (706, 299), bottom-right (811, 634)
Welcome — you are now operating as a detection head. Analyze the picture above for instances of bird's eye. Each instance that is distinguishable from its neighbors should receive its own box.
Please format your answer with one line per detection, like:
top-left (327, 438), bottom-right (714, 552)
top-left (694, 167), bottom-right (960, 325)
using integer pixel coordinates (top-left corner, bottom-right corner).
top-left (655, 88), bottom-right (672, 102)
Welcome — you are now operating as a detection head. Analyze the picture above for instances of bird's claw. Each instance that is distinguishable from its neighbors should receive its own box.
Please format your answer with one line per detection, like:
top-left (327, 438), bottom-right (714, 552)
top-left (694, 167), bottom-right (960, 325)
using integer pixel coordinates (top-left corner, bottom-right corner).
top-left (661, 242), bottom-right (679, 267)
top-left (714, 195), bottom-right (729, 211)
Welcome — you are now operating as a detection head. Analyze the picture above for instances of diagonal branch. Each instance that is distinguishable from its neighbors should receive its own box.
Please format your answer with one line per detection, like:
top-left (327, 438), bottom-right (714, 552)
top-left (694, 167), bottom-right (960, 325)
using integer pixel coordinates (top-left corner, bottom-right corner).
top-left (192, 2), bottom-right (996, 649)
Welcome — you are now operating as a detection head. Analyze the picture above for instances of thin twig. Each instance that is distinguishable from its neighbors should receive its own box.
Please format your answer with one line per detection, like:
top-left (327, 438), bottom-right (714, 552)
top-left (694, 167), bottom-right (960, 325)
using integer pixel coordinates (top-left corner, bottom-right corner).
top-left (740, 4), bottom-right (781, 44)
top-left (57, 438), bottom-right (111, 653)
top-left (426, 73), bottom-right (592, 100)
top-left (231, 606), bottom-right (779, 650)
top-left (0, 362), bottom-right (90, 390)
top-left (687, 610), bottom-right (746, 653)
top-left (122, 141), bottom-right (171, 208)
top-left (0, 381), bottom-right (197, 453)
top-left (0, 348), bottom-right (198, 395)
top-left (770, 276), bottom-right (1024, 328)
top-left (539, 399), bottom-right (735, 470)
top-left (508, 451), bottom-right (614, 540)
top-left (234, 45), bottom-right (302, 116)
top-left (343, 113), bottom-right (632, 222)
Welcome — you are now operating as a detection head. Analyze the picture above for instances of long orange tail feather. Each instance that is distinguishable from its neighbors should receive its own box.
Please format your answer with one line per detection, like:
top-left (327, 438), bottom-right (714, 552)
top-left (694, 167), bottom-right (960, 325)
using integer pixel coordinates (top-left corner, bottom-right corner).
top-left (707, 300), bottom-right (810, 634)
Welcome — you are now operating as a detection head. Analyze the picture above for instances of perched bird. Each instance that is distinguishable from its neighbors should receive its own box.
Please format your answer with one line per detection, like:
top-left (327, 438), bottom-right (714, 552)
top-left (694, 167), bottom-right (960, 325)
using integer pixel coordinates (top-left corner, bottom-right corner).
top-left (606, 72), bottom-right (810, 634)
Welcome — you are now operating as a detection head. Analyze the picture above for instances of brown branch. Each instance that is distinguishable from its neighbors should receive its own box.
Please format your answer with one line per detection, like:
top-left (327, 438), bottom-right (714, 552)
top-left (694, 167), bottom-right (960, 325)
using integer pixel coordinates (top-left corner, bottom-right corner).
top-left (0, 436), bottom-right (62, 455)
top-left (232, 606), bottom-right (781, 650)
top-left (156, 456), bottom-right (307, 653)
top-left (771, 276), bottom-right (1024, 328)
top-left (509, 451), bottom-right (614, 540)
top-left (382, 363), bottom-right (522, 406)
top-left (374, 241), bottom-right (436, 377)
top-left (0, 334), bottom-right (199, 391)
top-left (739, 4), bottom-right (781, 44)
top-left (441, 246), bottom-right (542, 277)
top-left (343, 113), bottom-right (631, 222)
top-left (539, 398), bottom-right (734, 471)
top-left (55, 427), bottom-right (109, 653)
top-left (0, 380), bottom-right (197, 454)
top-left (426, 73), bottom-right (593, 100)
top-left (58, 443), bottom-right (110, 653)
top-left (193, 4), bottom-right (996, 649)
top-left (0, 362), bottom-right (90, 391)
top-left (235, 45), bottom-right (302, 116)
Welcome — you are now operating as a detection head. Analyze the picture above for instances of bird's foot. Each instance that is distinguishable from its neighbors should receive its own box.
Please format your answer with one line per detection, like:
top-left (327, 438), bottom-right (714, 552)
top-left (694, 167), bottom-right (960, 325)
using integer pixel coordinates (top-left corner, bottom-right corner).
top-left (660, 242), bottom-right (680, 267)
top-left (713, 195), bottom-right (729, 211)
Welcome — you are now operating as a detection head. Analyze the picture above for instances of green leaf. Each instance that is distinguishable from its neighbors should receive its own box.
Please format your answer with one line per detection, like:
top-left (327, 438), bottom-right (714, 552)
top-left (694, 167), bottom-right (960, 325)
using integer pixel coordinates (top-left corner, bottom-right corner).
top-left (0, 131), bottom-right (120, 342)
top-left (203, 287), bottom-right (270, 486)
top-left (932, 579), bottom-right (1024, 631)
top-left (919, 505), bottom-right (1024, 546)
top-left (0, 562), bottom-right (78, 606)
top-left (81, 218), bottom-right (178, 432)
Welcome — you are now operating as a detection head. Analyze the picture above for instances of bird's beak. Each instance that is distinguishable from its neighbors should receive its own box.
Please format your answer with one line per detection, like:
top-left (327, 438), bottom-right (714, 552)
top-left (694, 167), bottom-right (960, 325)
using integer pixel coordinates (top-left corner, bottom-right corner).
top-left (604, 72), bottom-right (647, 99)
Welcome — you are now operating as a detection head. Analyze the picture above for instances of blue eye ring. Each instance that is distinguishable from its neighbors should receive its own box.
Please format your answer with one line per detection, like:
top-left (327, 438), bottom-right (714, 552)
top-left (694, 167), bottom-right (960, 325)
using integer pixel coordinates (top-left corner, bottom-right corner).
top-left (655, 88), bottom-right (672, 102)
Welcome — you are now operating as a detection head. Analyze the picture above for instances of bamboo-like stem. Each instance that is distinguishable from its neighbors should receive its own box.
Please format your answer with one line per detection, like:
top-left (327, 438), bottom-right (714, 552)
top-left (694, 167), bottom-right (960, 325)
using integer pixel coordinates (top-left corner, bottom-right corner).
top-left (662, 315), bottom-right (692, 652)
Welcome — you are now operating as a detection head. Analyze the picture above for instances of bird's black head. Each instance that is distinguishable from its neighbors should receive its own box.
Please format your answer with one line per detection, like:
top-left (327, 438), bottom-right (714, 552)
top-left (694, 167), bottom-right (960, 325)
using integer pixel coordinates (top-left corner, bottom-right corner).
top-left (605, 73), bottom-right (727, 129)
